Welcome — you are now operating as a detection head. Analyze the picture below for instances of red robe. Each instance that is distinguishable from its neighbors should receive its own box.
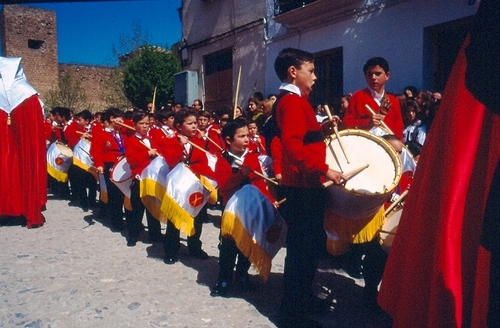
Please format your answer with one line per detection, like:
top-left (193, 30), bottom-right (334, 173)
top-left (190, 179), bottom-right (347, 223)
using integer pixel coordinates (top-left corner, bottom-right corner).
top-left (378, 36), bottom-right (497, 328)
top-left (343, 88), bottom-right (404, 138)
top-left (0, 95), bottom-right (46, 228)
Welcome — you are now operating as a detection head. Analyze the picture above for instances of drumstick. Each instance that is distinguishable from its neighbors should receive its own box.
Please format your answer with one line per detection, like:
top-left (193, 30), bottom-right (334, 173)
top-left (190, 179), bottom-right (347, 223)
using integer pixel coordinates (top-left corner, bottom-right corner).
top-left (384, 189), bottom-right (409, 216)
top-left (344, 164), bottom-right (369, 181)
top-left (76, 130), bottom-right (92, 138)
top-left (197, 129), bottom-right (224, 152)
top-left (225, 151), bottom-right (279, 186)
top-left (324, 105), bottom-right (349, 164)
top-left (277, 198), bottom-right (286, 205)
top-left (364, 104), bottom-right (394, 135)
top-left (112, 119), bottom-right (135, 131)
top-left (322, 164), bottom-right (369, 188)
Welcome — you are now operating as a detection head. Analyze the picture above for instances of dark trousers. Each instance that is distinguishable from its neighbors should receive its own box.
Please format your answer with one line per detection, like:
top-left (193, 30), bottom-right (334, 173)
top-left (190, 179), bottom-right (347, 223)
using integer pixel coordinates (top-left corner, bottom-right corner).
top-left (128, 179), bottom-right (161, 239)
top-left (217, 236), bottom-right (251, 283)
top-left (360, 239), bottom-right (388, 303)
top-left (279, 186), bottom-right (327, 314)
top-left (71, 165), bottom-right (97, 208)
top-left (163, 204), bottom-right (207, 257)
top-left (101, 162), bottom-right (124, 229)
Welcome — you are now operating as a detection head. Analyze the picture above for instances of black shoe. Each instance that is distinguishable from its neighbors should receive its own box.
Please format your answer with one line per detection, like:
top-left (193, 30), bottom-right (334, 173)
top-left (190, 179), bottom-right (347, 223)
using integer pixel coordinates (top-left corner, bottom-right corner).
top-left (277, 313), bottom-right (323, 328)
top-left (82, 206), bottom-right (89, 213)
top-left (68, 200), bottom-right (80, 207)
top-left (304, 296), bottom-right (331, 315)
top-left (163, 256), bottom-right (177, 265)
top-left (189, 249), bottom-right (209, 259)
top-left (235, 273), bottom-right (254, 292)
top-left (110, 224), bottom-right (124, 233)
top-left (210, 281), bottom-right (230, 297)
top-left (149, 234), bottom-right (163, 243)
top-left (126, 238), bottom-right (137, 247)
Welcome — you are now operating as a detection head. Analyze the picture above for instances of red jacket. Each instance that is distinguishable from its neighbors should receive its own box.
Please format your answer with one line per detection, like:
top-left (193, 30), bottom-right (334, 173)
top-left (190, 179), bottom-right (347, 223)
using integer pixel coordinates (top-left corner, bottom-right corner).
top-left (275, 92), bottom-right (328, 188)
top-left (215, 151), bottom-right (274, 206)
top-left (64, 121), bottom-right (86, 149)
top-left (343, 88), bottom-right (404, 138)
top-left (158, 133), bottom-right (214, 179)
top-left (90, 129), bottom-right (126, 168)
top-left (248, 134), bottom-right (267, 155)
top-left (125, 134), bottom-right (158, 177)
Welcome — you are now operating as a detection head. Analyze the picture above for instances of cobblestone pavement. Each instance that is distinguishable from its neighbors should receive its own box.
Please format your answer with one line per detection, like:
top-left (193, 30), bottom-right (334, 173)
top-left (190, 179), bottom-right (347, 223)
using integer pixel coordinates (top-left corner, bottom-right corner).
top-left (0, 197), bottom-right (392, 328)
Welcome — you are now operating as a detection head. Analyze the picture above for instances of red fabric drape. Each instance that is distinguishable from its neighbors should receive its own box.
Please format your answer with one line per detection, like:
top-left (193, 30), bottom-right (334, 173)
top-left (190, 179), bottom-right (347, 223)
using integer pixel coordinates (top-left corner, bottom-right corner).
top-left (377, 37), bottom-right (499, 327)
top-left (0, 95), bottom-right (47, 228)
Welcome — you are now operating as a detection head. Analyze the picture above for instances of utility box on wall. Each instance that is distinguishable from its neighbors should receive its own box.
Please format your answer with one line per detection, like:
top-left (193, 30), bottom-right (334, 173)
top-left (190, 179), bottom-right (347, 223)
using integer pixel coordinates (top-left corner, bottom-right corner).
top-left (174, 70), bottom-right (198, 106)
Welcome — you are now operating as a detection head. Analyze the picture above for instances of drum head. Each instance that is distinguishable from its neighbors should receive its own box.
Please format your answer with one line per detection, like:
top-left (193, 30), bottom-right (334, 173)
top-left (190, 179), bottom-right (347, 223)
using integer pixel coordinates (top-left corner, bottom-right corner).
top-left (326, 129), bottom-right (401, 195)
top-left (55, 142), bottom-right (74, 157)
top-left (111, 157), bottom-right (132, 183)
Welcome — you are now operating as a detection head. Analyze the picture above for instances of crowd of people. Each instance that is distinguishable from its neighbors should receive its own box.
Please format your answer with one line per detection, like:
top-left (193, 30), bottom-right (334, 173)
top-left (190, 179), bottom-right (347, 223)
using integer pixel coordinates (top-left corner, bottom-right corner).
top-left (42, 49), bottom-right (444, 328)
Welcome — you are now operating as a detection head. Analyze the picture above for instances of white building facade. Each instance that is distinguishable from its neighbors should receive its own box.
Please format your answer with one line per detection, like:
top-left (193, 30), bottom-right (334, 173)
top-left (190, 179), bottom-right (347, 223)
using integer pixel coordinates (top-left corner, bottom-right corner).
top-left (179, 0), bottom-right (477, 113)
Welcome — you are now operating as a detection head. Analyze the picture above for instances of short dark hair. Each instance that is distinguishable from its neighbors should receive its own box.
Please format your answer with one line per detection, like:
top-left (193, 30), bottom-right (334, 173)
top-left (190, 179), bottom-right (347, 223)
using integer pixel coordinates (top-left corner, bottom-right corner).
top-left (198, 110), bottom-right (211, 119)
top-left (174, 109), bottom-right (197, 129)
top-left (53, 107), bottom-right (71, 121)
top-left (363, 57), bottom-right (390, 74)
top-left (77, 109), bottom-right (92, 122)
top-left (132, 110), bottom-right (148, 124)
top-left (222, 117), bottom-right (248, 141)
top-left (102, 107), bottom-right (124, 123)
top-left (274, 47), bottom-right (315, 81)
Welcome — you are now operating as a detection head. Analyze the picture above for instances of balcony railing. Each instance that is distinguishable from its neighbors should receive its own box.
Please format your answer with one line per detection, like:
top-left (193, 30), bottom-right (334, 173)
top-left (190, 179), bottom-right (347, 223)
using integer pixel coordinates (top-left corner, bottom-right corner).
top-left (274, 0), bottom-right (317, 16)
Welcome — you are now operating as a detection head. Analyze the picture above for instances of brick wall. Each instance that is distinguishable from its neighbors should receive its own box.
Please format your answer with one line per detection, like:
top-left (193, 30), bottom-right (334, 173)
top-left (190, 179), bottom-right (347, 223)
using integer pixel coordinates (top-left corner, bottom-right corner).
top-left (1, 4), bottom-right (120, 112)
top-left (1, 4), bottom-right (59, 99)
top-left (59, 64), bottom-right (116, 111)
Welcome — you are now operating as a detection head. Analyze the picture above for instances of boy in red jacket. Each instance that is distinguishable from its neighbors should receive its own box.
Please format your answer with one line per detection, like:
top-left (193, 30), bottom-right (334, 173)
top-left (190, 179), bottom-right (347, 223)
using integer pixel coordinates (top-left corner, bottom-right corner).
top-left (210, 118), bottom-right (276, 297)
top-left (274, 48), bottom-right (344, 328)
top-left (124, 110), bottom-right (162, 247)
top-left (162, 109), bottom-right (214, 264)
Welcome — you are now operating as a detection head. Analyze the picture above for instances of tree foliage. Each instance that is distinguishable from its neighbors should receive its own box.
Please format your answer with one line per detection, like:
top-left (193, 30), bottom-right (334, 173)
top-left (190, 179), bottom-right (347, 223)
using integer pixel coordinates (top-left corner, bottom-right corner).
top-left (122, 45), bottom-right (181, 109)
top-left (45, 72), bottom-right (90, 111)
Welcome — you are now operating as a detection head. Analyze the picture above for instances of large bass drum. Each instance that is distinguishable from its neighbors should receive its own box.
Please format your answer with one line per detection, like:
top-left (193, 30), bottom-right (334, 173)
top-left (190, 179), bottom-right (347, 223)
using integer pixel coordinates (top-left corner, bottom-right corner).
top-left (324, 129), bottom-right (402, 220)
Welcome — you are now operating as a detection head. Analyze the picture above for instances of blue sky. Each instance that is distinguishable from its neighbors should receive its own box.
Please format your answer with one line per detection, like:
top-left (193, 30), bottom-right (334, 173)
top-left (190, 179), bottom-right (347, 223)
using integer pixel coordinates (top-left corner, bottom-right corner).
top-left (14, 1), bottom-right (182, 67)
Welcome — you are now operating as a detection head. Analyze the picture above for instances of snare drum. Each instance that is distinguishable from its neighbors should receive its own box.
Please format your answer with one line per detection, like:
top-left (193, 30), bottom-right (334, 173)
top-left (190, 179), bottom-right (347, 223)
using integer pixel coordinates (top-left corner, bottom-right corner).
top-left (380, 206), bottom-right (403, 252)
top-left (110, 157), bottom-right (132, 198)
top-left (72, 138), bottom-right (94, 173)
top-left (47, 142), bottom-right (73, 182)
top-left (324, 129), bottom-right (402, 220)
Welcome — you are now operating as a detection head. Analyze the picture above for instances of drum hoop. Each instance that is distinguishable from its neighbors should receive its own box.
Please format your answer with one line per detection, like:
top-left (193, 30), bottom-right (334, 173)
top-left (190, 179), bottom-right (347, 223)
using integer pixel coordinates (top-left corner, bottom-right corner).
top-left (55, 142), bottom-right (74, 157)
top-left (326, 129), bottom-right (402, 195)
top-left (110, 156), bottom-right (133, 183)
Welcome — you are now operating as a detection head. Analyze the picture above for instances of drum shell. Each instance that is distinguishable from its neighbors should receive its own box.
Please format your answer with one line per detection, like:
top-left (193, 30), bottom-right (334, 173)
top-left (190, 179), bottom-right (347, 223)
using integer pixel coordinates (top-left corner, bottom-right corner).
top-left (380, 206), bottom-right (403, 252)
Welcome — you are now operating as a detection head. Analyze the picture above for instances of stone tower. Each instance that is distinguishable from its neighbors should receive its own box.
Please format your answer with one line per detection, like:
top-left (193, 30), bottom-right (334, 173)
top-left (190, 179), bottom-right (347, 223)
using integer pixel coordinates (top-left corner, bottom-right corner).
top-left (0, 4), bottom-right (59, 99)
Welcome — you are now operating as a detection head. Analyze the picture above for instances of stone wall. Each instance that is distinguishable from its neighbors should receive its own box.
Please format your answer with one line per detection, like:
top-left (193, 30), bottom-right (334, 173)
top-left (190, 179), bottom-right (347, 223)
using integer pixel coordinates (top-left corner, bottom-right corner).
top-left (59, 64), bottom-right (116, 112)
top-left (1, 4), bottom-right (120, 112)
top-left (1, 4), bottom-right (59, 99)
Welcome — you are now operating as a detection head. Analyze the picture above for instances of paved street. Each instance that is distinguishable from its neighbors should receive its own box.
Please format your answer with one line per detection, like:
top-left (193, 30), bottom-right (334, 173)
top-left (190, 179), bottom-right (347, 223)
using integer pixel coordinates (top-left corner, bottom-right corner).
top-left (0, 197), bottom-right (392, 328)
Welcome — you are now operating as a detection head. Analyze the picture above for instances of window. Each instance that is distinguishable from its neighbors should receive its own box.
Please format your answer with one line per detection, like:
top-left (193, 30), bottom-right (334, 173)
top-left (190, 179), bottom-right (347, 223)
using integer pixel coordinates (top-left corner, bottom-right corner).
top-left (28, 39), bottom-right (45, 50)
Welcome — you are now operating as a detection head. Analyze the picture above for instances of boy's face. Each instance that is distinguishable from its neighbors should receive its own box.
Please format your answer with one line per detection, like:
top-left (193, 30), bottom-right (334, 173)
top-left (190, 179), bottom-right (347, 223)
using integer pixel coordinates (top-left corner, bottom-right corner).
top-left (135, 116), bottom-right (150, 136)
top-left (291, 61), bottom-right (316, 96)
top-left (177, 115), bottom-right (197, 137)
top-left (197, 116), bottom-right (209, 130)
top-left (227, 126), bottom-right (249, 155)
top-left (247, 123), bottom-right (257, 136)
top-left (76, 117), bottom-right (88, 128)
top-left (163, 116), bottom-right (175, 128)
top-left (364, 65), bottom-right (389, 94)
